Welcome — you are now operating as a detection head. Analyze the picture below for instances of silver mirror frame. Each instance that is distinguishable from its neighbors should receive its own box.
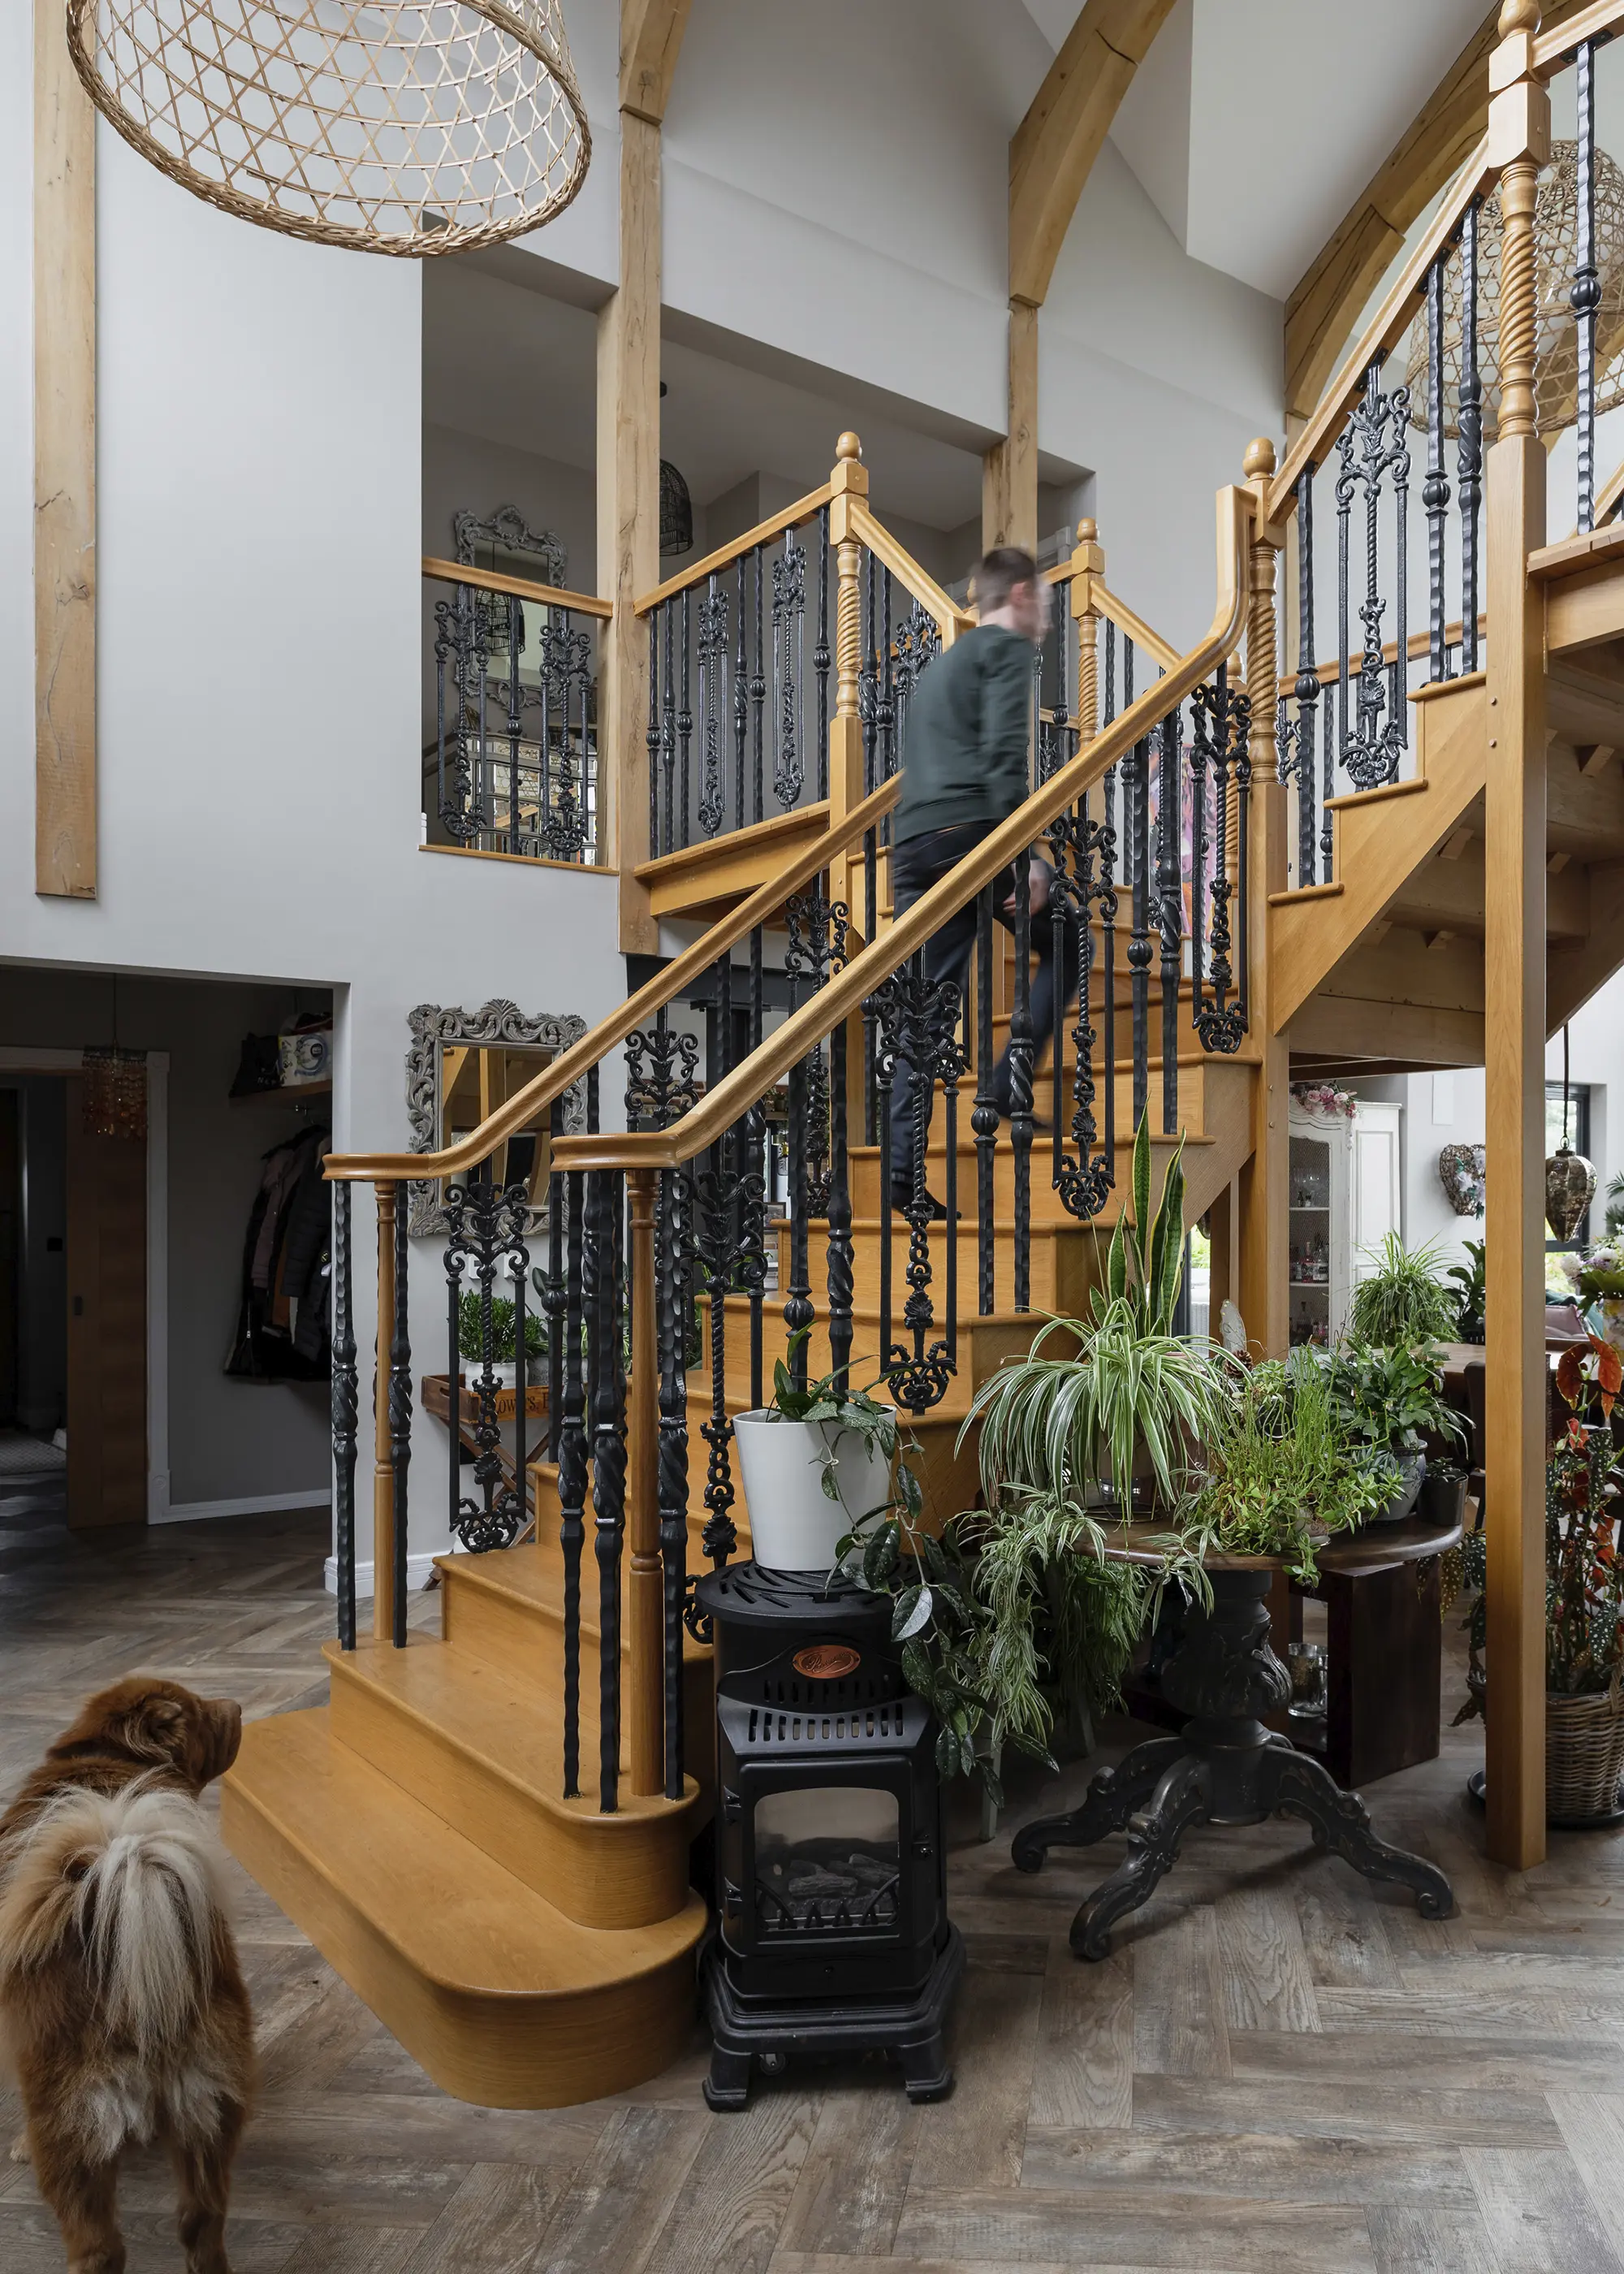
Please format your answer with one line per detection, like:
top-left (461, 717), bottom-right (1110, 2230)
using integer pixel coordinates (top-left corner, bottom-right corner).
top-left (406, 998), bottom-right (587, 1235)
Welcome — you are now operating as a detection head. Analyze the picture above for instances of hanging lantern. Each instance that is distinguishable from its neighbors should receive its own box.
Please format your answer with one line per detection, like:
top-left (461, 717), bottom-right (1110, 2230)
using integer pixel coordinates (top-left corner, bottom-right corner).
top-left (1547, 1021), bottom-right (1596, 1242)
top-left (67, 0), bottom-right (590, 258)
top-left (659, 460), bottom-right (693, 558)
top-left (1407, 141), bottom-right (1624, 440)
top-left (81, 1047), bottom-right (148, 1142)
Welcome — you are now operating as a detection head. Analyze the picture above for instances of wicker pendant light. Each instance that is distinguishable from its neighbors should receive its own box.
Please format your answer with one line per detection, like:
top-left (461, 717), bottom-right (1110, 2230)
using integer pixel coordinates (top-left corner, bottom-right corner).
top-left (67, 0), bottom-right (590, 257)
top-left (1547, 1022), bottom-right (1596, 1243)
top-left (1406, 141), bottom-right (1624, 439)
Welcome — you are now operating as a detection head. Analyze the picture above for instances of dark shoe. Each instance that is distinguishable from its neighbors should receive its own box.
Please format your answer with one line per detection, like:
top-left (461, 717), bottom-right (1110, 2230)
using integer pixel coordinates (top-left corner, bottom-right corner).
top-left (889, 1184), bottom-right (950, 1221)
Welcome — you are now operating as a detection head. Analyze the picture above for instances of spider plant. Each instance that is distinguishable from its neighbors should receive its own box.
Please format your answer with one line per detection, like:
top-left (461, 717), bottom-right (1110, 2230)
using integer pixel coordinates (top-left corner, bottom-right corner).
top-left (1347, 1231), bottom-right (1457, 1348)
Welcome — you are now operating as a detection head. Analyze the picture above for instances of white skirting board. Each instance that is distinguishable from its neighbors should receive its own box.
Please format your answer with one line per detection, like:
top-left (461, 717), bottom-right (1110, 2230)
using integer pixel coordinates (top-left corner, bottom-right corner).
top-left (324, 1550), bottom-right (444, 1597)
top-left (153, 1489), bottom-right (331, 1526)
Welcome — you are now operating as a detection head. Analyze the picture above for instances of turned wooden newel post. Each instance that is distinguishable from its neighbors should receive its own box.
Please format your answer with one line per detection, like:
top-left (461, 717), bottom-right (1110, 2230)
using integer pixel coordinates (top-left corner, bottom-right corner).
top-left (625, 1166), bottom-right (663, 1796)
top-left (1484, 0), bottom-right (1550, 1869)
top-left (1070, 517), bottom-right (1104, 745)
top-left (1237, 440), bottom-right (1289, 1360)
top-left (372, 1180), bottom-right (397, 1643)
top-left (829, 432), bottom-right (870, 1126)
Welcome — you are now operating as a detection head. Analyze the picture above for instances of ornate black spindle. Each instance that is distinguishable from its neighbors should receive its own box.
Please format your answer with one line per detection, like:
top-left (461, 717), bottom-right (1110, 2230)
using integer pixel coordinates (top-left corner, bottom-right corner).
top-left (506, 594), bottom-right (524, 848)
top-left (783, 892), bottom-right (847, 1388)
top-left (698, 574), bottom-right (728, 839)
top-left (546, 1098), bottom-right (567, 1463)
top-left (1337, 361), bottom-right (1410, 790)
top-left (751, 546), bottom-right (767, 824)
top-left (1575, 40), bottom-right (1600, 533)
top-left (773, 528), bottom-right (806, 811)
top-left (1103, 618), bottom-right (1116, 727)
top-left (389, 1187), bottom-right (411, 1648)
top-left (434, 586), bottom-right (490, 845)
top-left (1157, 705), bottom-right (1182, 1135)
top-left (874, 953), bottom-right (962, 1412)
top-left (558, 1170), bottom-right (587, 1796)
top-left (815, 506), bottom-right (831, 802)
top-left (1049, 786), bottom-right (1116, 1222)
top-left (443, 1179), bottom-right (529, 1553)
top-left (732, 555), bottom-right (748, 835)
top-left (1127, 734), bottom-right (1152, 1132)
top-left (877, 571), bottom-right (896, 793)
top-left (542, 611), bottom-right (592, 862)
top-left (657, 1165), bottom-right (692, 1797)
top-left (1458, 201), bottom-right (1483, 670)
top-left (748, 925), bottom-right (766, 1412)
top-left (1009, 850), bottom-right (1034, 1315)
top-left (331, 1182), bottom-right (357, 1650)
top-left (1320, 677), bottom-right (1336, 882)
top-left (677, 590), bottom-right (693, 849)
top-left (590, 1170), bottom-right (627, 1814)
top-left (973, 886), bottom-right (997, 1315)
top-left (1190, 669), bottom-right (1252, 1055)
top-left (1294, 465), bottom-right (1320, 885)
top-left (647, 611), bottom-right (662, 867)
top-left (1424, 253), bottom-right (1450, 684)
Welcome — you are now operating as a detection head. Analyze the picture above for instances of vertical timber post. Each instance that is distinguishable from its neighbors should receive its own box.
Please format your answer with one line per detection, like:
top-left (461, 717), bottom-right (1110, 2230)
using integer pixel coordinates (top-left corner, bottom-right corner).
top-left (1484, 0), bottom-right (1549, 1870)
top-left (983, 301), bottom-right (1039, 555)
top-left (1238, 443), bottom-right (1288, 1359)
top-left (625, 1167), bottom-right (663, 1796)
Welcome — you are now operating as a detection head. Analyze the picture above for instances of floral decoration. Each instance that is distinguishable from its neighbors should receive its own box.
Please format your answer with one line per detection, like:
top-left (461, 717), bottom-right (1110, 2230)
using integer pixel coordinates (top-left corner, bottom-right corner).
top-left (1290, 1081), bottom-right (1358, 1119)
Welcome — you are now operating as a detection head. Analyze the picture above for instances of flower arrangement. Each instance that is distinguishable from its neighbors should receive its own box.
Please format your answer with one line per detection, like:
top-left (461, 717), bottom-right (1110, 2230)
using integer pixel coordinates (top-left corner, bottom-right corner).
top-left (1290, 1081), bottom-right (1358, 1118)
top-left (1576, 1239), bottom-right (1624, 1303)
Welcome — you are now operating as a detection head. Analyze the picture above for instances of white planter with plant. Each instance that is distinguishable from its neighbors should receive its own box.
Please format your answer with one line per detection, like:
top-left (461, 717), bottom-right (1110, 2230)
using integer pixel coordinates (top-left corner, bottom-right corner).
top-left (733, 1333), bottom-right (897, 1571)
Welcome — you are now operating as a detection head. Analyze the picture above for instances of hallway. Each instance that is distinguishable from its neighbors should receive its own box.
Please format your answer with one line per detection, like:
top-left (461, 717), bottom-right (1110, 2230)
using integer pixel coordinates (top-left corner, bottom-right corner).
top-left (3, 1493), bottom-right (1624, 2272)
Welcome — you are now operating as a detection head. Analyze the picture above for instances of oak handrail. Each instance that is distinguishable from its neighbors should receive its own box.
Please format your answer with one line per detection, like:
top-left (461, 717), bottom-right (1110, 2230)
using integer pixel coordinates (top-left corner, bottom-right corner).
top-left (1532, 0), bottom-right (1624, 71)
top-left (549, 483), bottom-right (1252, 1174)
top-left (633, 481), bottom-right (836, 616)
top-left (846, 501), bottom-right (974, 643)
top-left (326, 775), bottom-right (899, 1183)
top-left (421, 557), bottom-right (612, 618)
top-left (1091, 581), bottom-right (1181, 675)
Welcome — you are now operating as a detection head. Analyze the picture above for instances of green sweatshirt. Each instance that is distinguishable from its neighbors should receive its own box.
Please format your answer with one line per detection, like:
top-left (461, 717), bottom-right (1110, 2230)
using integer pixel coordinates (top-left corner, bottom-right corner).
top-left (894, 622), bottom-right (1034, 845)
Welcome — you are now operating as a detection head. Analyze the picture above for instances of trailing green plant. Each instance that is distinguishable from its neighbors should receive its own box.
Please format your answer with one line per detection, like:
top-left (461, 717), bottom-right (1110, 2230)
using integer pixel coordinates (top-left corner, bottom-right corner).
top-left (1182, 1350), bottom-right (1384, 1584)
top-left (457, 1289), bottom-right (546, 1367)
top-left (1347, 1232), bottom-right (1457, 1348)
top-left (1446, 1238), bottom-right (1486, 1346)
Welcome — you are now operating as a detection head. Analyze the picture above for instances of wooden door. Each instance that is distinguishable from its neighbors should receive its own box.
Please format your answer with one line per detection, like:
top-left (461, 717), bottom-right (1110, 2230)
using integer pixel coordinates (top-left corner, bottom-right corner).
top-left (1351, 1101), bottom-right (1403, 1281)
top-left (64, 1077), bottom-right (148, 1527)
top-left (0, 1091), bottom-right (18, 1424)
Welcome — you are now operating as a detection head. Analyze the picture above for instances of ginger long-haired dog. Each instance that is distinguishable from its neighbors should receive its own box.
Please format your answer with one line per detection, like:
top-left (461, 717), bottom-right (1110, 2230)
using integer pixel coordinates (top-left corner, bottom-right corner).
top-left (0, 1678), bottom-right (253, 2274)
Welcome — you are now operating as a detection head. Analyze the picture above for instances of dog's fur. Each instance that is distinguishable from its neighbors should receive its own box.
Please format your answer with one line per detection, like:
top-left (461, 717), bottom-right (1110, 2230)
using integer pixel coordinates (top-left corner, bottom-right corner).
top-left (0, 1678), bottom-right (252, 2274)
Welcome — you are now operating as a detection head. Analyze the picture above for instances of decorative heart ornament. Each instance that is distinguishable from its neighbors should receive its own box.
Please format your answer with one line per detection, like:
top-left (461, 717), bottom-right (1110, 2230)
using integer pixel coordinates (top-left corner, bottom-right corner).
top-left (1438, 1142), bottom-right (1486, 1218)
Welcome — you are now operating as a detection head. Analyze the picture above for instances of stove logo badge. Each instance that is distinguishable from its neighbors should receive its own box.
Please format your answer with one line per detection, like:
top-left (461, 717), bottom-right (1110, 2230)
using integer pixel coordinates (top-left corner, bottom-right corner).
top-left (792, 1643), bottom-right (861, 1680)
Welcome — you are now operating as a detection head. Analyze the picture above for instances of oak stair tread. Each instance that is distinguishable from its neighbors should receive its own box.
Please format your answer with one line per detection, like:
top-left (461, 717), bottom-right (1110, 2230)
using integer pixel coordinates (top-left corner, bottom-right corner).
top-left (325, 1632), bottom-right (698, 1822)
top-left (224, 1708), bottom-right (707, 1999)
top-left (443, 1540), bottom-right (714, 1667)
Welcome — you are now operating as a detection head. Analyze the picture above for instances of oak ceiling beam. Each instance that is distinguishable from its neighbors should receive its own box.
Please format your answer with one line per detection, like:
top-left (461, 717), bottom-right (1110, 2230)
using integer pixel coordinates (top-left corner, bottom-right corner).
top-left (1284, 0), bottom-right (1590, 421)
top-left (1009, 0), bottom-right (1178, 310)
top-left (620, 0), bottom-right (693, 125)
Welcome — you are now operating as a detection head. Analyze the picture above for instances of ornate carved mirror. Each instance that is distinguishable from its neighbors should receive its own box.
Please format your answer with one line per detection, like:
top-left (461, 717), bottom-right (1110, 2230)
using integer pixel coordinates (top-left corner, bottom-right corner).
top-left (406, 999), bottom-right (586, 1234)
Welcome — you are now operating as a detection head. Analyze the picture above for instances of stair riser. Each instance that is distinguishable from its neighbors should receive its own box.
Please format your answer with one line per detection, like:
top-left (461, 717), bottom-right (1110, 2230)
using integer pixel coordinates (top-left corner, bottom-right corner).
top-left (328, 1651), bottom-right (689, 1932)
top-left (442, 1559), bottom-right (717, 1794)
top-left (846, 1148), bottom-right (1146, 1221)
top-left (221, 1777), bottom-right (701, 2110)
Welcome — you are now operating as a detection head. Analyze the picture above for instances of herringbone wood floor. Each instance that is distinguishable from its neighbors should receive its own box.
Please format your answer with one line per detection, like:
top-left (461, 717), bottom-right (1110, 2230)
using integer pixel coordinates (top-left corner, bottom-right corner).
top-left (4, 1485), bottom-right (1624, 2272)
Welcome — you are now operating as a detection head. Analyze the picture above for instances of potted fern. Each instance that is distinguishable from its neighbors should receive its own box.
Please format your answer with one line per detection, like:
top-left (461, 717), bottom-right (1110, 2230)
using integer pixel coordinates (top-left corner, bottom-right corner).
top-left (732, 1330), bottom-right (897, 1571)
top-left (457, 1290), bottom-right (546, 1392)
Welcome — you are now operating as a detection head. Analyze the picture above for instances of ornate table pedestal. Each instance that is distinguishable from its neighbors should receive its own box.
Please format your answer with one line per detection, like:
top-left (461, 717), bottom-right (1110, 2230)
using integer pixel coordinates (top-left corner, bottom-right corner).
top-left (1012, 1542), bottom-right (1456, 1961)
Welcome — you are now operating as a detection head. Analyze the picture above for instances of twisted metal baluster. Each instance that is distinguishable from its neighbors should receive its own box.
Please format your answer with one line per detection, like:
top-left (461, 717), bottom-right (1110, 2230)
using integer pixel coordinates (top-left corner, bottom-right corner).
top-left (677, 590), bottom-right (693, 850)
top-left (657, 1165), bottom-right (692, 1797)
top-left (389, 1190), bottom-right (412, 1648)
top-left (1157, 706), bottom-right (1182, 1135)
top-left (443, 1181), bottom-right (529, 1555)
top-left (1424, 252), bottom-right (1450, 684)
top-left (331, 1183), bottom-right (357, 1650)
top-left (748, 925), bottom-right (765, 1412)
top-left (646, 607), bottom-right (661, 866)
top-left (815, 506), bottom-right (831, 802)
top-left (874, 955), bottom-right (961, 1411)
top-left (1458, 202), bottom-right (1483, 670)
top-left (1048, 791), bottom-right (1114, 1222)
top-left (1127, 733), bottom-right (1152, 1132)
top-left (1295, 465), bottom-right (1320, 885)
top-left (1575, 40), bottom-right (1600, 533)
top-left (1010, 850), bottom-right (1034, 1315)
top-left (827, 1001), bottom-right (854, 1392)
top-left (974, 886), bottom-right (997, 1315)
top-left (733, 554), bottom-right (748, 837)
top-left (591, 1170), bottom-right (627, 1814)
top-left (752, 546), bottom-right (767, 825)
top-left (546, 1100), bottom-right (567, 1463)
top-left (1320, 670), bottom-right (1336, 882)
top-left (557, 1171), bottom-right (587, 1796)
top-left (698, 574), bottom-right (728, 839)
top-left (506, 594), bottom-right (523, 848)
top-left (773, 528), bottom-right (806, 811)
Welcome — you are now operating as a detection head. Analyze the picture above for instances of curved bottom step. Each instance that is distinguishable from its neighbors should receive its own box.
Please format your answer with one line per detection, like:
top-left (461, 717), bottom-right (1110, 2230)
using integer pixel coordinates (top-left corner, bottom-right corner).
top-left (222, 1709), bottom-right (707, 2109)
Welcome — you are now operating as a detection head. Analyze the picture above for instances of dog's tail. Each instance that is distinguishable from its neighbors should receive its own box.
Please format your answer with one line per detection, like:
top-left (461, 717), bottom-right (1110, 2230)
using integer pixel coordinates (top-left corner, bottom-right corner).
top-left (0, 1782), bottom-right (233, 2055)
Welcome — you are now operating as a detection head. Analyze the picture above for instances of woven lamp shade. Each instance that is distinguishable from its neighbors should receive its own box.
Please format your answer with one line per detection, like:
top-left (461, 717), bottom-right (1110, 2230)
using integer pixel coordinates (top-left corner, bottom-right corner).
top-left (66, 0), bottom-right (590, 257)
top-left (1406, 141), bottom-right (1624, 441)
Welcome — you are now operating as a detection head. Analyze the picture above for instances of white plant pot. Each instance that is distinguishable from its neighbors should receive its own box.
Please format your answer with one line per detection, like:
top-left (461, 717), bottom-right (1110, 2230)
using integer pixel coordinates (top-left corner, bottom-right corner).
top-left (732, 1409), bottom-right (894, 1571)
top-left (463, 1357), bottom-right (536, 1392)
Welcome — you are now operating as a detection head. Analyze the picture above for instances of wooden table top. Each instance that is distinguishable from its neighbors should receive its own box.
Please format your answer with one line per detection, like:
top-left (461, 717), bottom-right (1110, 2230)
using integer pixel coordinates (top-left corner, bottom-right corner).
top-left (1095, 1511), bottom-right (1466, 1573)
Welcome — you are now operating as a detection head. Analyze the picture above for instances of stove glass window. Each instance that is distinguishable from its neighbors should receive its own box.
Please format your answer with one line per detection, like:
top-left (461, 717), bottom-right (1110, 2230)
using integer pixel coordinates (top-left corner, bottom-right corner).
top-left (754, 1785), bottom-right (901, 1935)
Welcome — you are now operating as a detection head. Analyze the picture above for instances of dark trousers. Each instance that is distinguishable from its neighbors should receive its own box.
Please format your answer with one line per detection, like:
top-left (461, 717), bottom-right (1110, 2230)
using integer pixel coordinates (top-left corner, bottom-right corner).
top-left (888, 822), bottom-right (1080, 1192)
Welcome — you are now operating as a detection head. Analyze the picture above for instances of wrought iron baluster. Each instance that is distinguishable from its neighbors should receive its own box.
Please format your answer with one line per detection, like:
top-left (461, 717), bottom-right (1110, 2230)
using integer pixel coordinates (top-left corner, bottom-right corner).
top-left (784, 888), bottom-right (849, 1390)
top-left (752, 547), bottom-right (767, 824)
top-left (443, 1179), bottom-right (530, 1554)
top-left (1047, 789), bottom-right (1114, 1224)
top-left (1320, 677), bottom-right (1336, 882)
top-left (389, 1188), bottom-right (412, 1649)
top-left (816, 505), bottom-right (831, 802)
top-left (874, 952), bottom-right (964, 1409)
top-left (1575, 39), bottom-right (1600, 532)
top-left (1458, 201), bottom-right (1483, 670)
top-left (1010, 850), bottom-right (1034, 1315)
top-left (827, 999), bottom-right (853, 1391)
top-left (434, 586), bottom-right (489, 845)
top-left (1295, 464), bottom-right (1320, 885)
top-left (646, 608), bottom-right (661, 867)
top-left (698, 574), bottom-right (728, 839)
top-left (1127, 735), bottom-right (1151, 1132)
top-left (877, 570), bottom-right (896, 800)
top-left (1337, 361), bottom-right (1410, 789)
top-left (1424, 255), bottom-right (1450, 683)
top-left (541, 610), bottom-right (592, 861)
top-left (331, 1182), bottom-right (357, 1651)
top-left (506, 595), bottom-right (523, 848)
top-left (973, 885), bottom-right (997, 1314)
top-left (772, 527), bottom-right (806, 811)
top-left (749, 924), bottom-right (766, 1412)
top-left (546, 1098), bottom-right (566, 1463)
top-left (591, 1169), bottom-right (627, 1814)
top-left (733, 554), bottom-right (747, 836)
top-left (1190, 668), bottom-right (1251, 1055)
top-left (677, 590), bottom-right (693, 850)
top-left (1157, 705), bottom-right (1182, 1135)
top-left (657, 1165), bottom-right (692, 1796)
top-left (1103, 618), bottom-right (1116, 728)
top-left (558, 1170), bottom-right (587, 1796)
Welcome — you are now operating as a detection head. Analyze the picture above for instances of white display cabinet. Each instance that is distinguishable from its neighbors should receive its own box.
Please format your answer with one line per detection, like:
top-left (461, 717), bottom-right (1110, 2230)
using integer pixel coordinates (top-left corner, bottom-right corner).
top-left (1287, 1097), bottom-right (1402, 1348)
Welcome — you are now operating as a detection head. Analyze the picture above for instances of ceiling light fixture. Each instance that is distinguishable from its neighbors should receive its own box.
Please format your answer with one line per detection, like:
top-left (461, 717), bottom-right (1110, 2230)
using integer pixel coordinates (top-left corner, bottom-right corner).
top-left (67, 0), bottom-right (590, 258)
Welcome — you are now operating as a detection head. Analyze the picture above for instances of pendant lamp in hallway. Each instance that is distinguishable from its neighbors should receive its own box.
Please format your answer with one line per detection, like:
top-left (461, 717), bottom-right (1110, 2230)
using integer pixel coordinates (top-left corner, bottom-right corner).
top-left (67, 0), bottom-right (590, 257)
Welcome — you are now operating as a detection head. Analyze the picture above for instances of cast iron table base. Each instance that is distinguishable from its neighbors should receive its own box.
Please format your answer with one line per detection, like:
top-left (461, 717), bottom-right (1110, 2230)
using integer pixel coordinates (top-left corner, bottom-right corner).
top-left (1013, 1567), bottom-right (1454, 1959)
top-left (700, 1924), bottom-right (965, 2110)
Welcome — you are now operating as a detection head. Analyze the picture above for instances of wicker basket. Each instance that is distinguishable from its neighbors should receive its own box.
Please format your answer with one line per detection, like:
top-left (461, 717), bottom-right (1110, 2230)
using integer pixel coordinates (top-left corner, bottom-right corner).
top-left (1546, 1671), bottom-right (1624, 1823)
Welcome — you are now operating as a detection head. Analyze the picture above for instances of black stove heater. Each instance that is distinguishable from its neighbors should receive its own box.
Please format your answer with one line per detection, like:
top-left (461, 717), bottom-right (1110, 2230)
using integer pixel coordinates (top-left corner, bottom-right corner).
top-left (694, 1561), bottom-right (964, 2111)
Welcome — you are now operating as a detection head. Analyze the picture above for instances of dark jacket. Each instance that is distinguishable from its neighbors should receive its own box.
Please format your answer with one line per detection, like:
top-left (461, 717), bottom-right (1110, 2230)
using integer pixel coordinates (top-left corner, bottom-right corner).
top-left (894, 622), bottom-right (1034, 845)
